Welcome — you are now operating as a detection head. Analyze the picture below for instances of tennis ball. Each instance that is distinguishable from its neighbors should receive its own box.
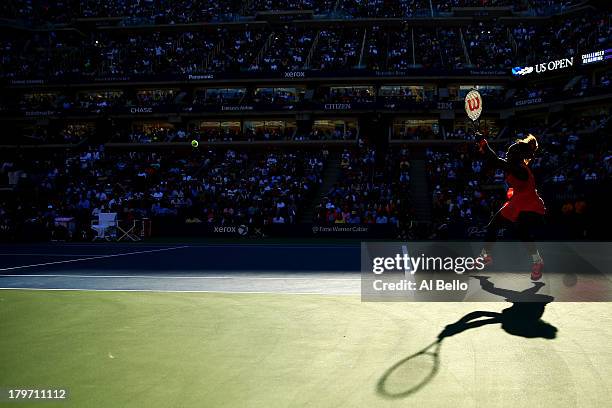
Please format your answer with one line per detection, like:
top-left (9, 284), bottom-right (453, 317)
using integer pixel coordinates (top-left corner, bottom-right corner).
top-left (191, 140), bottom-right (199, 148)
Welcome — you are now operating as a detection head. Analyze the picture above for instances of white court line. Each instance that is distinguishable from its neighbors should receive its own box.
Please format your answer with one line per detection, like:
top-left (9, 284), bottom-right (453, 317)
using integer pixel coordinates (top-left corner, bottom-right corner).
top-left (0, 253), bottom-right (122, 257)
top-left (402, 244), bottom-right (416, 301)
top-left (0, 246), bottom-right (190, 272)
top-left (6, 243), bottom-right (358, 249)
top-left (0, 287), bottom-right (358, 296)
top-left (0, 274), bottom-right (361, 281)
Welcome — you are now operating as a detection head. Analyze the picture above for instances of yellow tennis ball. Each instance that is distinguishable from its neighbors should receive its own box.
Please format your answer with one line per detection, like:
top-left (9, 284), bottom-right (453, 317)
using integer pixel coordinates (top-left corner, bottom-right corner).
top-left (191, 140), bottom-right (199, 148)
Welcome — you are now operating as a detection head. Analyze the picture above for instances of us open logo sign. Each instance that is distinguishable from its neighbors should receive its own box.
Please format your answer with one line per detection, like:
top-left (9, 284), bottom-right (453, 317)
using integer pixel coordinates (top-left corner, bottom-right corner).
top-left (464, 89), bottom-right (483, 122)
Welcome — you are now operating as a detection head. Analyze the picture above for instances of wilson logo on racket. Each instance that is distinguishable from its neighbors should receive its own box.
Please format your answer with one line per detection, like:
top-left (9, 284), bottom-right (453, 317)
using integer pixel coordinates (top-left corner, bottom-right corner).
top-left (464, 89), bottom-right (483, 121)
top-left (466, 97), bottom-right (480, 112)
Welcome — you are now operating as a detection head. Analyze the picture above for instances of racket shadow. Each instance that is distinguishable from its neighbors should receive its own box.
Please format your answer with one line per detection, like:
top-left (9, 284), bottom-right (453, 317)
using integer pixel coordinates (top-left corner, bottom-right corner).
top-left (376, 339), bottom-right (442, 399)
top-left (377, 276), bottom-right (558, 399)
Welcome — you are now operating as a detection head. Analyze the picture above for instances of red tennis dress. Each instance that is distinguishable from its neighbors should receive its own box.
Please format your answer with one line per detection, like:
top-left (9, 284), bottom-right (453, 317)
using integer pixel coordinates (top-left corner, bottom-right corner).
top-left (500, 165), bottom-right (546, 222)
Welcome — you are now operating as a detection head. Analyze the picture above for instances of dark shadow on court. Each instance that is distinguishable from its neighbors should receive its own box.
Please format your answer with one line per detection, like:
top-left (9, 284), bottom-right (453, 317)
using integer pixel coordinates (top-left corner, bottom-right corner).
top-left (376, 276), bottom-right (557, 399)
top-left (439, 276), bottom-right (557, 340)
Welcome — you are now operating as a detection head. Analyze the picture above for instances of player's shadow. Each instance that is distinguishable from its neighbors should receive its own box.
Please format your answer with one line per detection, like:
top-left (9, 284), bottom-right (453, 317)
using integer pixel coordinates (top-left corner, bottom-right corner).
top-left (438, 276), bottom-right (557, 340)
top-left (376, 276), bottom-right (557, 399)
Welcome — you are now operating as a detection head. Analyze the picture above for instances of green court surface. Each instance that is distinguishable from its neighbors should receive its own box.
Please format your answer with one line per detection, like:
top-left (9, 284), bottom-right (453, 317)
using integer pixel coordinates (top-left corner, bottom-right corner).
top-left (1, 290), bottom-right (612, 407)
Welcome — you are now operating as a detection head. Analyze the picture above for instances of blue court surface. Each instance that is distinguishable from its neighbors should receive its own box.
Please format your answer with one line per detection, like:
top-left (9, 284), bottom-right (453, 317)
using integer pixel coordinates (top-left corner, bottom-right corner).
top-left (1, 242), bottom-right (611, 299)
top-left (0, 243), bottom-right (362, 294)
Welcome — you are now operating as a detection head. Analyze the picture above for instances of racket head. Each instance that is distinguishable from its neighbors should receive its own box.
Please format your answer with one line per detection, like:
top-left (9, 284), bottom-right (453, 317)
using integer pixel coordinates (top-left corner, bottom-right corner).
top-left (377, 340), bottom-right (442, 398)
top-left (465, 89), bottom-right (483, 121)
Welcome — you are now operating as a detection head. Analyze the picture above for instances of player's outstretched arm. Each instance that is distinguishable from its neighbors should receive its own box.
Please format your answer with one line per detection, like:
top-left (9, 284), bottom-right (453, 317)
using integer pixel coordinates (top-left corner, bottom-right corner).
top-left (478, 139), bottom-right (528, 180)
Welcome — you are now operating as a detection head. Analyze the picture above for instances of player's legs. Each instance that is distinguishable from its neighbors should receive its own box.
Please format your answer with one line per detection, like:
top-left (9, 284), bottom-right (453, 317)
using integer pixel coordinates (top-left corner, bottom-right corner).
top-left (516, 211), bottom-right (545, 280)
top-left (481, 210), bottom-right (510, 266)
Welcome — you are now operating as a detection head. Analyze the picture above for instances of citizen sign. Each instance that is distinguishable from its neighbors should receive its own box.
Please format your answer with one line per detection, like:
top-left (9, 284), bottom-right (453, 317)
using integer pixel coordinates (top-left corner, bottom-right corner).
top-left (324, 103), bottom-right (351, 110)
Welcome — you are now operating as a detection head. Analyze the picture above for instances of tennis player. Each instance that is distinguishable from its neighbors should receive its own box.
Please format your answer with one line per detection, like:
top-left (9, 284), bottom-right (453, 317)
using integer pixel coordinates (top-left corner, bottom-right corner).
top-left (478, 134), bottom-right (546, 280)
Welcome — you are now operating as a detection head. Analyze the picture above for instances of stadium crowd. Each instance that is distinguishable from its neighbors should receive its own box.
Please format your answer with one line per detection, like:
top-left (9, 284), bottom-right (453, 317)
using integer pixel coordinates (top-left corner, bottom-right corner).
top-left (1, 110), bottom-right (609, 240)
top-left (2, 5), bottom-right (609, 80)
top-left (0, 147), bottom-right (326, 239)
top-left (0, 0), bottom-right (587, 23)
top-left (315, 147), bottom-right (411, 226)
